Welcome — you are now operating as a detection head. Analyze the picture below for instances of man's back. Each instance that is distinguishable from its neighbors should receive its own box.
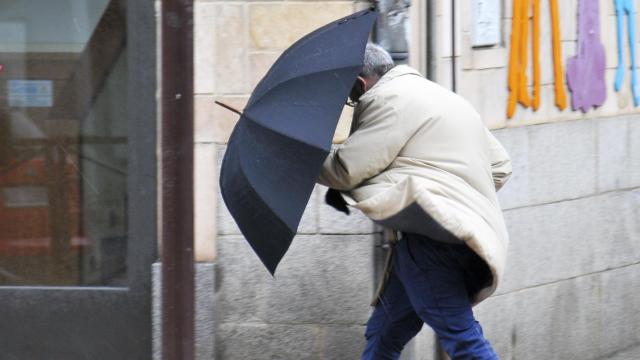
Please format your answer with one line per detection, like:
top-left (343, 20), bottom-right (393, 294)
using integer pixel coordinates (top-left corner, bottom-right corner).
top-left (347, 65), bottom-right (499, 209)
top-left (317, 46), bottom-right (510, 359)
top-left (319, 64), bottom-right (511, 304)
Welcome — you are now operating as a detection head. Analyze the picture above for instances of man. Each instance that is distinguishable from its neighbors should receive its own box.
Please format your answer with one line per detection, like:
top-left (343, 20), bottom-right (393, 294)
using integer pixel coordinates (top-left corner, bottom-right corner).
top-left (317, 43), bottom-right (512, 359)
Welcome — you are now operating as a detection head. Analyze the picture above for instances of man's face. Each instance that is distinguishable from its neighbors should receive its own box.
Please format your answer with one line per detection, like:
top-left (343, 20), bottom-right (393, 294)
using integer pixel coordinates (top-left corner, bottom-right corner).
top-left (349, 74), bottom-right (381, 104)
top-left (349, 76), bottom-right (367, 103)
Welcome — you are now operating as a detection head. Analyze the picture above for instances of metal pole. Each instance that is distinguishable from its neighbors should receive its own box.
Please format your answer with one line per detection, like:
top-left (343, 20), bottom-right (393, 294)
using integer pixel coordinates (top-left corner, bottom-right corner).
top-left (161, 0), bottom-right (195, 358)
top-left (451, 0), bottom-right (457, 92)
top-left (425, 0), bottom-right (436, 81)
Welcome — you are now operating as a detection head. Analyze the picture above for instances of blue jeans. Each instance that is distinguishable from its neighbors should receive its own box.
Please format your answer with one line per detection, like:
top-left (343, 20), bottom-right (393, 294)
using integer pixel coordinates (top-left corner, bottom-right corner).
top-left (361, 233), bottom-right (498, 360)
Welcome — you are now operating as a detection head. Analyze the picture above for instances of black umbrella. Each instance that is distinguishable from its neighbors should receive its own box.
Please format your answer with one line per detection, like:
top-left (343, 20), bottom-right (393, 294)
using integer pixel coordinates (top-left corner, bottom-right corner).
top-left (218, 8), bottom-right (377, 274)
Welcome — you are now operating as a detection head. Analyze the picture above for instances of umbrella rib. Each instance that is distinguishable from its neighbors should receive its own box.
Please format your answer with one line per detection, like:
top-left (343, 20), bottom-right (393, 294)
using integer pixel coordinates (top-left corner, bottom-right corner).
top-left (249, 64), bottom-right (362, 108)
top-left (230, 118), bottom-right (327, 228)
top-left (242, 111), bottom-right (333, 153)
top-left (219, 162), bottom-right (296, 235)
top-left (218, 160), bottom-right (295, 275)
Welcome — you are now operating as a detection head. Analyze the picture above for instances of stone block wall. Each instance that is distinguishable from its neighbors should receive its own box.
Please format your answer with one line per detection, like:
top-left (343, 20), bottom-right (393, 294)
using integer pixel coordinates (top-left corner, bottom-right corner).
top-left (214, 234), bottom-right (375, 359)
top-left (474, 115), bottom-right (640, 360)
top-left (178, 1), bottom-right (640, 359)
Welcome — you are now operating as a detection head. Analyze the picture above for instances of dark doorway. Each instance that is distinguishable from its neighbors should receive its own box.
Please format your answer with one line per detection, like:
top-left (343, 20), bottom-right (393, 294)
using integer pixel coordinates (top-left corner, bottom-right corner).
top-left (0, 0), bottom-right (156, 358)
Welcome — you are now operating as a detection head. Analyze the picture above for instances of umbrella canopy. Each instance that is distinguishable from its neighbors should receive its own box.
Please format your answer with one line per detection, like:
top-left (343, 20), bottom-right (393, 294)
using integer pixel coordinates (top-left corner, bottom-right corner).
top-left (219, 8), bottom-right (377, 274)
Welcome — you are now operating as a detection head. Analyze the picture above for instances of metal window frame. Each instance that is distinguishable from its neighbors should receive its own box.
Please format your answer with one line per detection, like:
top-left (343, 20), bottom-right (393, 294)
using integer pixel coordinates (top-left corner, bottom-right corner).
top-left (0, 0), bottom-right (159, 357)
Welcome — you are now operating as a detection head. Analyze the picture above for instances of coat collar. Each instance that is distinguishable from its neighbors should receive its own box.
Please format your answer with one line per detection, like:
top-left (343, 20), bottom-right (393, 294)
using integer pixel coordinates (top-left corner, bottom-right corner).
top-left (358, 65), bottom-right (423, 103)
top-left (351, 65), bottom-right (423, 130)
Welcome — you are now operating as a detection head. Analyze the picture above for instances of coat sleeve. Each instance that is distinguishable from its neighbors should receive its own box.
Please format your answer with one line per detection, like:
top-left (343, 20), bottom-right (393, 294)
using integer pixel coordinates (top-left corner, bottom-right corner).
top-left (317, 96), bottom-right (415, 191)
top-left (485, 128), bottom-right (512, 191)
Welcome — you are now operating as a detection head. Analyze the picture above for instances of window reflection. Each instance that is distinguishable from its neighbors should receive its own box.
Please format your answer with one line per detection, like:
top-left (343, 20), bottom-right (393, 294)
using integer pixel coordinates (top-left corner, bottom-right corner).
top-left (0, 0), bottom-right (127, 286)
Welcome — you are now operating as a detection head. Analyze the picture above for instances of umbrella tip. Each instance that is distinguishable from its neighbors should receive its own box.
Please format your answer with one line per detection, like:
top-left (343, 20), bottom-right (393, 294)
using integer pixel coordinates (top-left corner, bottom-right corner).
top-left (214, 100), bottom-right (243, 116)
top-left (265, 261), bottom-right (279, 276)
top-left (268, 268), bottom-right (277, 277)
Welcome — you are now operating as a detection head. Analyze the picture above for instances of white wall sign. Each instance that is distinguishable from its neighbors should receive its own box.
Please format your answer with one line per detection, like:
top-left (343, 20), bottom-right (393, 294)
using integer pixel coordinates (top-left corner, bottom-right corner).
top-left (8, 80), bottom-right (53, 107)
top-left (2, 186), bottom-right (49, 208)
top-left (472, 0), bottom-right (501, 47)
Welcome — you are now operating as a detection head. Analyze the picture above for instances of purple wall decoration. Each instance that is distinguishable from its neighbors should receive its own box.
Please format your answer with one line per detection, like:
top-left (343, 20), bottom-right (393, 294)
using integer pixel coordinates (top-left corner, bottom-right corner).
top-left (613, 0), bottom-right (640, 106)
top-left (566, 0), bottom-right (607, 112)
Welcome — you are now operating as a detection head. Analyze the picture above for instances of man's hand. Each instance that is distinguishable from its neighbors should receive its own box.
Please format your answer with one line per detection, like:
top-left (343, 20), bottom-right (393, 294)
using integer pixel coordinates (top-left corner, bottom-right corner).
top-left (325, 188), bottom-right (350, 215)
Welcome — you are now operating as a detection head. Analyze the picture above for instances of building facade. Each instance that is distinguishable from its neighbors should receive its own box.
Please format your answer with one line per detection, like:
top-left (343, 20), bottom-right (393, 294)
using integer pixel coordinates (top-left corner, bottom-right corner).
top-left (0, 0), bottom-right (638, 359)
top-left (189, 0), bottom-right (640, 358)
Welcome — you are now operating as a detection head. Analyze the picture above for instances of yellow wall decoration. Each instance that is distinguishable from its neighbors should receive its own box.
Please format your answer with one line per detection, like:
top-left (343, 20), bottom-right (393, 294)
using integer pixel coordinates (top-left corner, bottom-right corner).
top-left (507, 0), bottom-right (567, 118)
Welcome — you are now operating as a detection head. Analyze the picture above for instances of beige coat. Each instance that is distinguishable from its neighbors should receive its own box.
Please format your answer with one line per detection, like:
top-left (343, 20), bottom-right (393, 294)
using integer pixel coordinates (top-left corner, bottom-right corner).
top-left (318, 65), bottom-right (512, 304)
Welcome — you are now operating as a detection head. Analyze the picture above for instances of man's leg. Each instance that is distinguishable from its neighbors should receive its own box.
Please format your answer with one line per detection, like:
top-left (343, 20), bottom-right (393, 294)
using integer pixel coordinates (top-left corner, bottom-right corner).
top-left (394, 234), bottom-right (498, 360)
top-left (361, 269), bottom-right (424, 360)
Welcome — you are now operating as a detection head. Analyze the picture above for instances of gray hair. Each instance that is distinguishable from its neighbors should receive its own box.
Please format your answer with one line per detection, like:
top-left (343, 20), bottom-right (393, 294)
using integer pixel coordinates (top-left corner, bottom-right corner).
top-left (361, 43), bottom-right (395, 79)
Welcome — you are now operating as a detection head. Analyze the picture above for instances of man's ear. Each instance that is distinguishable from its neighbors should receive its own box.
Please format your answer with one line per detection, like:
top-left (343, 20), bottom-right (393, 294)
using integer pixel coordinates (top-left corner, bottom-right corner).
top-left (356, 76), bottom-right (368, 92)
top-left (349, 76), bottom-right (367, 103)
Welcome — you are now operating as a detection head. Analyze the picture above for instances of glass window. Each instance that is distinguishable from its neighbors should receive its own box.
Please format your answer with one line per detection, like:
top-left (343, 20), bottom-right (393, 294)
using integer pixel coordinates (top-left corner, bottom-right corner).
top-left (0, 0), bottom-right (127, 286)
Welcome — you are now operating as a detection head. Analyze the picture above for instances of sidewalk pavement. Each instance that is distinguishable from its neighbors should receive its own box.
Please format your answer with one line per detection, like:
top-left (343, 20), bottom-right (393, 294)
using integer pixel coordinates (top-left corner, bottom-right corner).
top-left (603, 343), bottom-right (640, 360)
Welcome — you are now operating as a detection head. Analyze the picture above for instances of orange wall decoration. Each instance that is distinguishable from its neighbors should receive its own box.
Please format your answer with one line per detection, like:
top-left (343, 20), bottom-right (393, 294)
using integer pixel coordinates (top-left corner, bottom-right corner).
top-left (507, 0), bottom-right (568, 118)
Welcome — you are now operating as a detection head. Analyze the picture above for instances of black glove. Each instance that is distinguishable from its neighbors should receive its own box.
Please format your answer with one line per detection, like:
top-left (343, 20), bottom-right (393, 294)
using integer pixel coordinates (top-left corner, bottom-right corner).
top-left (325, 188), bottom-right (350, 215)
